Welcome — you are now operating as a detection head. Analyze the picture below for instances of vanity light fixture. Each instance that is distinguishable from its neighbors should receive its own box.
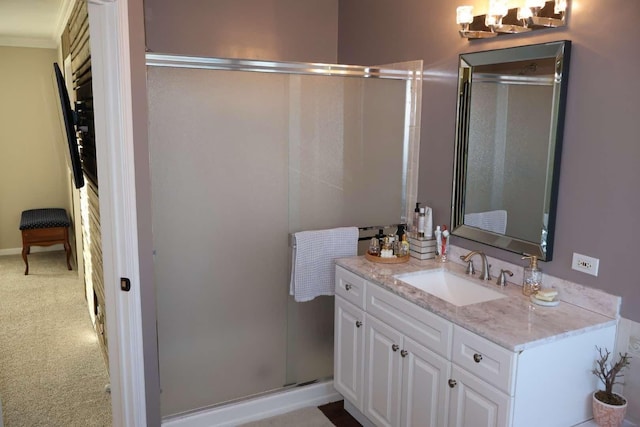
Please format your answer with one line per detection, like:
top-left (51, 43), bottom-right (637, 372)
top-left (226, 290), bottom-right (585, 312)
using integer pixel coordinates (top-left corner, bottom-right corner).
top-left (486, 0), bottom-right (508, 30)
top-left (457, 0), bottom-right (567, 40)
top-left (457, 5), bottom-right (497, 38)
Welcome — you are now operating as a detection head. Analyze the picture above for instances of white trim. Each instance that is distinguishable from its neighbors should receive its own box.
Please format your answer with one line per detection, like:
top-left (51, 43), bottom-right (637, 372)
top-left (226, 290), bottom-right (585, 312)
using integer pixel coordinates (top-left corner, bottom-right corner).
top-left (574, 420), bottom-right (637, 427)
top-left (0, 245), bottom-right (64, 257)
top-left (88, 1), bottom-right (147, 426)
top-left (53, 0), bottom-right (76, 41)
top-left (162, 381), bottom-right (341, 427)
top-left (0, 37), bottom-right (57, 49)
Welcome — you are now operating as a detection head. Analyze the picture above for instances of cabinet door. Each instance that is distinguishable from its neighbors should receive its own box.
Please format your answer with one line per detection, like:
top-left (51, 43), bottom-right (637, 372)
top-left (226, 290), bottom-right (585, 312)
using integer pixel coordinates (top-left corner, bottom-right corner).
top-left (448, 365), bottom-right (512, 427)
top-left (334, 297), bottom-right (365, 410)
top-left (400, 336), bottom-right (451, 427)
top-left (364, 315), bottom-right (403, 427)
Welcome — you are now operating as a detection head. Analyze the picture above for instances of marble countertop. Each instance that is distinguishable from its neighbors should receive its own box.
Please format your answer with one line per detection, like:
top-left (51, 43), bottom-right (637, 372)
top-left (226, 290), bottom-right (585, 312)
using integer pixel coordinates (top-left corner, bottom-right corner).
top-left (335, 256), bottom-right (617, 352)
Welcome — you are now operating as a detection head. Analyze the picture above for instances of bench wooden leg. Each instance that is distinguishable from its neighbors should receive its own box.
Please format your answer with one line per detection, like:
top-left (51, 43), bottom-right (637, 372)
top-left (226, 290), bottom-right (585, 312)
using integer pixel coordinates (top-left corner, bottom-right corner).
top-left (64, 232), bottom-right (72, 271)
top-left (22, 245), bottom-right (29, 275)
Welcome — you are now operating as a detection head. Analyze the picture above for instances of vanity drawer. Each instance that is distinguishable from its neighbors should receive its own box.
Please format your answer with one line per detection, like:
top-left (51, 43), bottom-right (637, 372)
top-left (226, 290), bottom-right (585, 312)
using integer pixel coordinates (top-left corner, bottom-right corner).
top-left (366, 283), bottom-right (452, 358)
top-left (452, 325), bottom-right (517, 395)
top-left (336, 266), bottom-right (366, 309)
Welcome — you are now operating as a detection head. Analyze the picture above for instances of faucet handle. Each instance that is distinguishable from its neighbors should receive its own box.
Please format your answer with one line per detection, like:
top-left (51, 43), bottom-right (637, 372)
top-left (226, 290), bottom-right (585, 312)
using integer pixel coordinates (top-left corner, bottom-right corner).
top-left (496, 269), bottom-right (513, 287)
top-left (460, 257), bottom-right (475, 275)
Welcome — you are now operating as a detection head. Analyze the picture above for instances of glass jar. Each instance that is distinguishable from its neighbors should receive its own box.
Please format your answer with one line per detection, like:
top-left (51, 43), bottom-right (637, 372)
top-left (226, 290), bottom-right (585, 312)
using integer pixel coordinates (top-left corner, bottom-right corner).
top-left (368, 238), bottom-right (380, 256)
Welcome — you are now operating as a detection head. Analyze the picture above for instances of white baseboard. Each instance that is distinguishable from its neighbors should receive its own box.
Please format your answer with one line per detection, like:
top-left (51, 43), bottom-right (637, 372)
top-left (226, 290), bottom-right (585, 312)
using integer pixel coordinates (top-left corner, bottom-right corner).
top-left (574, 420), bottom-right (637, 427)
top-left (161, 380), bottom-right (341, 427)
top-left (0, 245), bottom-right (64, 257)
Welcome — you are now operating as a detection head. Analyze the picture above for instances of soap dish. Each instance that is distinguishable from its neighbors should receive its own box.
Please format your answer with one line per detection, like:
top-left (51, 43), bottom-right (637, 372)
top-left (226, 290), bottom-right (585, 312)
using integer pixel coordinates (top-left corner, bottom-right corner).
top-left (530, 295), bottom-right (560, 307)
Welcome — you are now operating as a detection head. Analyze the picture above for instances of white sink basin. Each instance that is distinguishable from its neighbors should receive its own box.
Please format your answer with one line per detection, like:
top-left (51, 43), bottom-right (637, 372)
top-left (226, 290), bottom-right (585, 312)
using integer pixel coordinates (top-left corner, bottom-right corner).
top-left (393, 269), bottom-right (506, 307)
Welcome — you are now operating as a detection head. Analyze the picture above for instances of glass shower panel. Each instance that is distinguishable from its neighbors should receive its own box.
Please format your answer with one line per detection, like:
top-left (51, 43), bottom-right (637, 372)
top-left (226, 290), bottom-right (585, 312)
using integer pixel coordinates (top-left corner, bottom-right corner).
top-left (147, 56), bottom-right (415, 418)
top-left (148, 67), bottom-right (290, 416)
top-left (286, 74), bottom-right (408, 385)
top-left (288, 75), bottom-right (407, 232)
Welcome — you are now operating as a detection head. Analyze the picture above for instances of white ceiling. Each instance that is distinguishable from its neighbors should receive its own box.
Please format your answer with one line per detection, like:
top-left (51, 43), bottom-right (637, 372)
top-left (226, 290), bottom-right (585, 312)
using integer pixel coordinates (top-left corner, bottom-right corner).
top-left (0, 0), bottom-right (75, 48)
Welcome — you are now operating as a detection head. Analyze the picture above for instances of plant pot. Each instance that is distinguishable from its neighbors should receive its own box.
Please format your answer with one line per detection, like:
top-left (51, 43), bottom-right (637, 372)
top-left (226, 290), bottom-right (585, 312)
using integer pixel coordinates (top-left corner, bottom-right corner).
top-left (592, 391), bottom-right (628, 427)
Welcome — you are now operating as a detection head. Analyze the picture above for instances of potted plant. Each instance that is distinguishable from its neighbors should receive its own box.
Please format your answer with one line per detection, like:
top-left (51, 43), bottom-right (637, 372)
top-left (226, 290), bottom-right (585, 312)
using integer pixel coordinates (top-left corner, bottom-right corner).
top-left (592, 346), bottom-right (632, 427)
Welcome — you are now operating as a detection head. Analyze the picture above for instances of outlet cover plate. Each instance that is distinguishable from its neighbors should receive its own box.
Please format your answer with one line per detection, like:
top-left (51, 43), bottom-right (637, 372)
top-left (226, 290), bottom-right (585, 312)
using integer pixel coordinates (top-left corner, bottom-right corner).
top-left (572, 252), bottom-right (599, 276)
top-left (629, 336), bottom-right (640, 354)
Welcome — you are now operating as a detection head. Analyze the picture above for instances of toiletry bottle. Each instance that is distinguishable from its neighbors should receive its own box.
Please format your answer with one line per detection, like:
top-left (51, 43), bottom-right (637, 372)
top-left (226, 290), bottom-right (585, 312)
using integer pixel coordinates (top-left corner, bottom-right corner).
top-left (425, 207), bottom-right (433, 239)
top-left (412, 203), bottom-right (421, 235)
top-left (400, 234), bottom-right (410, 256)
top-left (368, 238), bottom-right (380, 256)
top-left (434, 226), bottom-right (442, 256)
top-left (397, 224), bottom-right (406, 241)
top-left (522, 255), bottom-right (542, 296)
top-left (418, 207), bottom-right (426, 238)
top-left (381, 236), bottom-right (391, 258)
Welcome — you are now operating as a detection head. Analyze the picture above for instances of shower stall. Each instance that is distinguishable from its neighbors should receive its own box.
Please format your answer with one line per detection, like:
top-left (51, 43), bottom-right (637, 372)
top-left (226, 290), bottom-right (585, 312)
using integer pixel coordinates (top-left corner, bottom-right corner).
top-left (146, 54), bottom-right (422, 417)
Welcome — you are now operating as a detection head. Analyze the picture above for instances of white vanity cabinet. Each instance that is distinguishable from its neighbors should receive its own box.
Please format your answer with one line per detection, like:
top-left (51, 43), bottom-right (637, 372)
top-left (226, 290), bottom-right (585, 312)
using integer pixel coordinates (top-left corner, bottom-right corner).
top-left (448, 364), bottom-right (512, 427)
top-left (335, 266), bottom-right (452, 427)
top-left (448, 325), bottom-right (515, 426)
top-left (334, 296), bottom-right (365, 410)
top-left (364, 280), bottom-right (453, 427)
top-left (334, 265), bottom-right (618, 427)
top-left (334, 267), bottom-right (367, 411)
top-left (364, 313), bottom-right (451, 427)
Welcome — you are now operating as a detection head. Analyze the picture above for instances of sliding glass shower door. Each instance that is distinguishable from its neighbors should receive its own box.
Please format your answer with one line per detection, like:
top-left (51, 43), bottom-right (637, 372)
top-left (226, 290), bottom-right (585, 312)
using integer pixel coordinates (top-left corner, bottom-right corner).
top-left (147, 56), bottom-right (421, 417)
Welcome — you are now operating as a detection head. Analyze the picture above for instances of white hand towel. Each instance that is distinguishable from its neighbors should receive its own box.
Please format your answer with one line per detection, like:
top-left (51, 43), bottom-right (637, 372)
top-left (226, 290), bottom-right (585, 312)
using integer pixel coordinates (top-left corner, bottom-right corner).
top-left (289, 227), bottom-right (359, 302)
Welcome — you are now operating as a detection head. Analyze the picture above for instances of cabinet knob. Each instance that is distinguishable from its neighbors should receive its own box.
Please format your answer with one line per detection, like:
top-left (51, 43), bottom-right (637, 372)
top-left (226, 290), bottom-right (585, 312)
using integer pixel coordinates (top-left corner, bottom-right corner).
top-left (448, 379), bottom-right (457, 388)
top-left (473, 353), bottom-right (483, 363)
top-left (392, 344), bottom-right (400, 352)
top-left (345, 284), bottom-right (352, 291)
top-left (355, 320), bottom-right (362, 328)
top-left (400, 350), bottom-right (408, 358)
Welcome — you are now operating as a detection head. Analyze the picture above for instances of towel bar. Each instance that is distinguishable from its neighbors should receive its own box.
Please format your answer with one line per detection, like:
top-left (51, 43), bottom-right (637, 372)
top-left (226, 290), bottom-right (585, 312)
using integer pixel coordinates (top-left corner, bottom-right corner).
top-left (289, 223), bottom-right (406, 248)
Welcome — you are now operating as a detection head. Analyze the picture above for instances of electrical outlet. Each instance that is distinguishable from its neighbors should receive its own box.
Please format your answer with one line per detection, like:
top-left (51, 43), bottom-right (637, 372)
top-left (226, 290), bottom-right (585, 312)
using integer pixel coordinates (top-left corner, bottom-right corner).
top-left (571, 252), bottom-right (599, 276)
top-left (629, 336), bottom-right (640, 355)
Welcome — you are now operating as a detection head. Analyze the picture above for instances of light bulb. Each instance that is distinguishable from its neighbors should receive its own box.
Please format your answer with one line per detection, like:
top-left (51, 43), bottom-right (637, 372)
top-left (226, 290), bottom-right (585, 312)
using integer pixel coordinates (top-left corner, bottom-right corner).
top-left (456, 6), bottom-right (474, 25)
top-left (485, 14), bottom-right (497, 27)
top-left (489, 0), bottom-right (508, 18)
top-left (518, 7), bottom-right (533, 20)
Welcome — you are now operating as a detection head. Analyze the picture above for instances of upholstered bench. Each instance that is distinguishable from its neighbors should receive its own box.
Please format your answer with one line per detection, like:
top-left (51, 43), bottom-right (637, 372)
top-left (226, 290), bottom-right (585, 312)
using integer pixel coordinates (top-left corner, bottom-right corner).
top-left (19, 208), bottom-right (72, 275)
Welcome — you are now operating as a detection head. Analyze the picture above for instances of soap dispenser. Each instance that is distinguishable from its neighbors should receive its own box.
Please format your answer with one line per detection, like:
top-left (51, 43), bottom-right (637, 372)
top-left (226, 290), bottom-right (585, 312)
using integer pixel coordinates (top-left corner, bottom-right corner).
top-left (521, 255), bottom-right (542, 296)
top-left (412, 202), bottom-right (421, 235)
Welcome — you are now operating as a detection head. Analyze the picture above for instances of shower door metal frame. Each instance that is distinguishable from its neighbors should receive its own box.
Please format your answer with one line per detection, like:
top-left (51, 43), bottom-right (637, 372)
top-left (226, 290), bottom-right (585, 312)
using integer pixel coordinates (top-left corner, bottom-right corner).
top-left (145, 53), bottom-right (420, 226)
top-left (146, 53), bottom-right (422, 413)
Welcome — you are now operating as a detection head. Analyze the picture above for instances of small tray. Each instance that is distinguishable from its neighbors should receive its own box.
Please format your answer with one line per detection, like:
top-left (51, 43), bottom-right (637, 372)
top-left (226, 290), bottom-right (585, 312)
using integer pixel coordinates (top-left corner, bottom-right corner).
top-left (530, 295), bottom-right (560, 307)
top-left (365, 253), bottom-right (410, 264)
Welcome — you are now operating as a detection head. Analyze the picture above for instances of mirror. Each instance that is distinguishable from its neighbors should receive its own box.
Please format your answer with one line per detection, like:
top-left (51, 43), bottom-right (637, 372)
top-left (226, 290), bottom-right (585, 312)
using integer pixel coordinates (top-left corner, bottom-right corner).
top-left (451, 41), bottom-right (571, 261)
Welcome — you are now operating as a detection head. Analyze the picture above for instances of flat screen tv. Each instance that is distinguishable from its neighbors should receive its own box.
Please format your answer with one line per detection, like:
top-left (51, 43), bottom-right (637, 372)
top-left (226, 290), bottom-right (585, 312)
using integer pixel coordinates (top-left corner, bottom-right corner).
top-left (53, 62), bottom-right (84, 189)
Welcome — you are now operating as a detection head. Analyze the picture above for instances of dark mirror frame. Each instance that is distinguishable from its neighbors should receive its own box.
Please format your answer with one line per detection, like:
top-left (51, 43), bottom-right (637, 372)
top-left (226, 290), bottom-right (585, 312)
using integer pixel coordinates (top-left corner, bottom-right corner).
top-left (451, 40), bottom-right (571, 261)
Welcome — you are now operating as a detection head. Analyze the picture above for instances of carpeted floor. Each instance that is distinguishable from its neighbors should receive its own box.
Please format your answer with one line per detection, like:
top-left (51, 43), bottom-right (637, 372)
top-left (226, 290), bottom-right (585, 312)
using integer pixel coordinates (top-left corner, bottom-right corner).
top-left (0, 251), bottom-right (112, 427)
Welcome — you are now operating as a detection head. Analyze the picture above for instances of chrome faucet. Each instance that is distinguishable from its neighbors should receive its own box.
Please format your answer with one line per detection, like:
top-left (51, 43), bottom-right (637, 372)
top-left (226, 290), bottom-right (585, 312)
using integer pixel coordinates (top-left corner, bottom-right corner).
top-left (460, 251), bottom-right (491, 280)
top-left (496, 269), bottom-right (513, 287)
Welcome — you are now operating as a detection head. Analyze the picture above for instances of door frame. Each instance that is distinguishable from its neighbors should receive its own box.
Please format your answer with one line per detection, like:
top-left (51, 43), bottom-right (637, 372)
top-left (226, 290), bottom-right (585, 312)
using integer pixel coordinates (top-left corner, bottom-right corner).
top-left (87, 0), bottom-right (155, 425)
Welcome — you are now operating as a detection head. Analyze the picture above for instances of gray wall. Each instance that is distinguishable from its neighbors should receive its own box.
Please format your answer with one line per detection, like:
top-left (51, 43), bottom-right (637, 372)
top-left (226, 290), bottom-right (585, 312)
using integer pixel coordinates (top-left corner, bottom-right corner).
top-left (338, 0), bottom-right (640, 322)
top-left (145, 0), bottom-right (339, 63)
